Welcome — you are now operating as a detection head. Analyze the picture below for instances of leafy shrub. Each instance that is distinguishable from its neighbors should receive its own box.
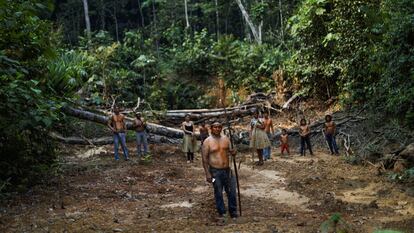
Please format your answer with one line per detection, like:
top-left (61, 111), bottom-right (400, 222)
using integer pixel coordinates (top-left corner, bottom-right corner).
top-left (0, 0), bottom-right (62, 192)
top-left (320, 213), bottom-right (352, 233)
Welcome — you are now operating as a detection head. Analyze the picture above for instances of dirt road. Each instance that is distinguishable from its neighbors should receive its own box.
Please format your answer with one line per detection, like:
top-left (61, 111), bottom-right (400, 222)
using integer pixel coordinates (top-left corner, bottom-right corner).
top-left (1, 143), bottom-right (413, 233)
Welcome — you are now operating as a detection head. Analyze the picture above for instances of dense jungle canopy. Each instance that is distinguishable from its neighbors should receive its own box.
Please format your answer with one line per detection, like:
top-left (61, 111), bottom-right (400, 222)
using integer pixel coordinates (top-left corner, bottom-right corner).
top-left (0, 0), bottom-right (413, 192)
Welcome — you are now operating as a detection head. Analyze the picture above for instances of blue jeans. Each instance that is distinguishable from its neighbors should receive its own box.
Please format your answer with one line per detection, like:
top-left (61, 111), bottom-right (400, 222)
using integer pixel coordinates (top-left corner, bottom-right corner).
top-left (210, 167), bottom-right (237, 217)
top-left (263, 132), bottom-right (272, 160)
top-left (113, 132), bottom-right (129, 160)
top-left (325, 133), bottom-right (339, 154)
top-left (136, 131), bottom-right (148, 157)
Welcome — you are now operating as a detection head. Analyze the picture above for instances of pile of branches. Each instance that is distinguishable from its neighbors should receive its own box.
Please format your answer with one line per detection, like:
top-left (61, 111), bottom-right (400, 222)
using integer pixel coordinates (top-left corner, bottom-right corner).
top-left (155, 92), bottom-right (283, 126)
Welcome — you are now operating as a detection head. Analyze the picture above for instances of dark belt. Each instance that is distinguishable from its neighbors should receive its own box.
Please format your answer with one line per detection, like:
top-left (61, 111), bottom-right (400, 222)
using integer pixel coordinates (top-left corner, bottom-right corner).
top-left (209, 167), bottom-right (230, 171)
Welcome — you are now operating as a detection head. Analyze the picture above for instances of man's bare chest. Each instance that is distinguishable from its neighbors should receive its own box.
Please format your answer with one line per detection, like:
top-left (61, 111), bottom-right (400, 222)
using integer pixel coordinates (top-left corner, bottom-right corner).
top-left (209, 140), bottom-right (229, 153)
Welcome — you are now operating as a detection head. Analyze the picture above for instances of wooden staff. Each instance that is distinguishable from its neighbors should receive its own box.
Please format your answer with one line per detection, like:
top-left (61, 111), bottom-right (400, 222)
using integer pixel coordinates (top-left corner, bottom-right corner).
top-left (224, 106), bottom-right (242, 217)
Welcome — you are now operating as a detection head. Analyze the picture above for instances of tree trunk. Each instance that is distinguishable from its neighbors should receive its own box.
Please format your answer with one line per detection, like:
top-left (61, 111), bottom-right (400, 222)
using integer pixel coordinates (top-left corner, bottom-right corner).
top-left (138, 0), bottom-right (145, 27)
top-left (279, 0), bottom-right (284, 40)
top-left (184, 0), bottom-right (190, 28)
top-left (113, 6), bottom-right (119, 42)
top-left (49, 132), bottom-right (181, 145)
top-left (215, 0), bottom-right (220, 40)
top-left (152, 0), bottom-right (160, 57)
top-left (100, 0), bottom-right (105, 30)
top-left (259, 0), bottom-right (263, 43)
top-left (258, 20), bottom-right (263, 43)
top-left (62, 106), bottom-right (185, 139)
top-left (81, 0), bottom-right (91, 38)
top-left (235, 0), bottom-right (261, 44)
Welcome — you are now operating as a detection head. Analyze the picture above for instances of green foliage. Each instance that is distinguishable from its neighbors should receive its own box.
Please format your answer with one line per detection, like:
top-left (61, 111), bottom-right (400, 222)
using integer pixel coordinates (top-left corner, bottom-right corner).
top-left (287, 0), bottom-right (413, 126)
top-left (139, 154), bottom-right (153, 165)
top-left (47, 50), bottom-right (90, 96)
top-left (212, 36), bottom-right (285, 92)
top-left (2, 0), bottom-right (413, 193)
top-left (389, 167), bottom-right (414, 183)
top-left (65, 26), bottom-right (286, 109)
top-left (0, 0), bottom-right (66, 192)
top-left (287, 0), bottom-right (382, 99)
top-left (320, 213), bottom-right (352, 233)
top-left (251, 1), bottom-right (268, 22)
top-left (170, 29), bottom-right (214, 79)
top-left (370, 0), bottom-right (414, 126)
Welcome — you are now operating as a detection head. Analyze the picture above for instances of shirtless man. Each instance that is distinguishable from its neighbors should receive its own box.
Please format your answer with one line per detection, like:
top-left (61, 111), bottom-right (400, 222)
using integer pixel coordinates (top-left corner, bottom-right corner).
top-left (202, 122), bottom-right (237, 219)
top-left (299, 118), bottom-right (313, 156)
top-left (199, 122), bottom-right (209, 146)
top-left (263, 112), bottom-right (274, 160)
top-left (107, 107), bottom-right (129, 161)
top-left (134, 112), bottom-right (148, 158)
top-left (323, 114), bottom-right (339, 155)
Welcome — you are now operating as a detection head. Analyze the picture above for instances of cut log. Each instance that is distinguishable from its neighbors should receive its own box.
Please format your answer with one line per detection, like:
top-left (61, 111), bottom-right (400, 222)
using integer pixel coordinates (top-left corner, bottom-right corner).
top-left (83, 92), bottom-right (283, 125)
top-left (62, 106), bottom-right (184, 138)
top-left (50, 132), bottom-right (181, 145)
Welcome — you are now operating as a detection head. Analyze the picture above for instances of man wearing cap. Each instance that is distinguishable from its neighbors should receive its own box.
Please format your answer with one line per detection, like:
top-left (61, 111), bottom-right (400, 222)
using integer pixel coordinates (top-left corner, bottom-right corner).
top-left (107, 106), bottom-right (129, 161)
top-left (202, 121), bottom-right (238, 220)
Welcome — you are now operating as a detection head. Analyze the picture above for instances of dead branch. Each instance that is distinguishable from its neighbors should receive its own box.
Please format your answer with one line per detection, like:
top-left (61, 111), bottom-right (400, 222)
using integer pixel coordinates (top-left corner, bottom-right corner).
top-left (338, 130), bottom-right (353, 157)
top-left (282, 93), bottom-right (299, 109)
top-left (110, 95), bottom-right (119, 111)
top-left (133, 97), bottom-right (141, 113)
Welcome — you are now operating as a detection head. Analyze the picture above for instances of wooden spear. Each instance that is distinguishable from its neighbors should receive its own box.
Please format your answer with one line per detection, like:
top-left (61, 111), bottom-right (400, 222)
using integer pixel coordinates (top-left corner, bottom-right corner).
top-left (223, 105), bottom-right (242, 217)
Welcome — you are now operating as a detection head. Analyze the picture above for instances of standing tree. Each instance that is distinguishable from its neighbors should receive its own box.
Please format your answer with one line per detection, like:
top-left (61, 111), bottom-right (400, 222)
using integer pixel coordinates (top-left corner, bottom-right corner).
top-left (81, 0), bottom-right (91, 38)
top-left (235, 0), bottom-right (262, 44)
top-left (184, 0), bottom-right (190, 29)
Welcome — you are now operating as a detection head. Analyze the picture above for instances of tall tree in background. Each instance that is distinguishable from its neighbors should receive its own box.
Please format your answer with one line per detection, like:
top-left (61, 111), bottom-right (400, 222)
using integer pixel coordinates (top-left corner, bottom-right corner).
top-left (279, 0), bottom-right (284, 40)
top-left (235, 0), bottom-right (262, 44)
top-left (81, 0), bottom-right (91, 38)
top-left (184, 0), bottom-right (190, 29)
top-left (138, 0), bottom-right (145, 27)
top-left (215, 0), bottom-right (220, 40)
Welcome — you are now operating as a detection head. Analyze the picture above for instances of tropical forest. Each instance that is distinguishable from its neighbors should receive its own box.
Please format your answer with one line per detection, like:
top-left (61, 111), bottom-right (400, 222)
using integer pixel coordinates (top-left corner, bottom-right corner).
top-left (0, 0), bottom-right (413, 232)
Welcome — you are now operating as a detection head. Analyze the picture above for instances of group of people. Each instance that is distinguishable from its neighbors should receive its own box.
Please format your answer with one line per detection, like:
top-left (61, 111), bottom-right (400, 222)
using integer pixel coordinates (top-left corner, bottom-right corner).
top-left (198, 111), bottom-right (340, 221)
top-left (108, 107), bottom-right (340, 163)
top-left (248, 111), bottom-right (340, 165)
top-left (108, 108), bottom-right (340, 221)
top-left (107, 107), bottom-right (149, 161)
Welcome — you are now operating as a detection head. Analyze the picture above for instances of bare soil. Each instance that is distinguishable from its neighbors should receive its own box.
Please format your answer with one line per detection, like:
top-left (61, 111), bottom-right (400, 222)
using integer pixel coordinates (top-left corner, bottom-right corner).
top-left (1, 142), bottom-right (413, 233)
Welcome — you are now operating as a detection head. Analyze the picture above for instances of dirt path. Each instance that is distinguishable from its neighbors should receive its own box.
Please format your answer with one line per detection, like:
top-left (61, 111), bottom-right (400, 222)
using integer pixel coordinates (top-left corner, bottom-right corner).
top-left (1, 143), bottom-right (413, 233)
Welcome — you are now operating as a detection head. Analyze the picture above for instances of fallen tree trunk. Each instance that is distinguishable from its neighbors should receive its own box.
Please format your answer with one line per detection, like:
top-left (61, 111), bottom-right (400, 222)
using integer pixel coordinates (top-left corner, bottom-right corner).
top-left (157, 93), bottom-right (282, 123)
top-left (50, 132), bottom-right (181, 145)
top-left (62, 106), bottom-right (184, 139)
top-left (87, 92), bottom-right (282, 125)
